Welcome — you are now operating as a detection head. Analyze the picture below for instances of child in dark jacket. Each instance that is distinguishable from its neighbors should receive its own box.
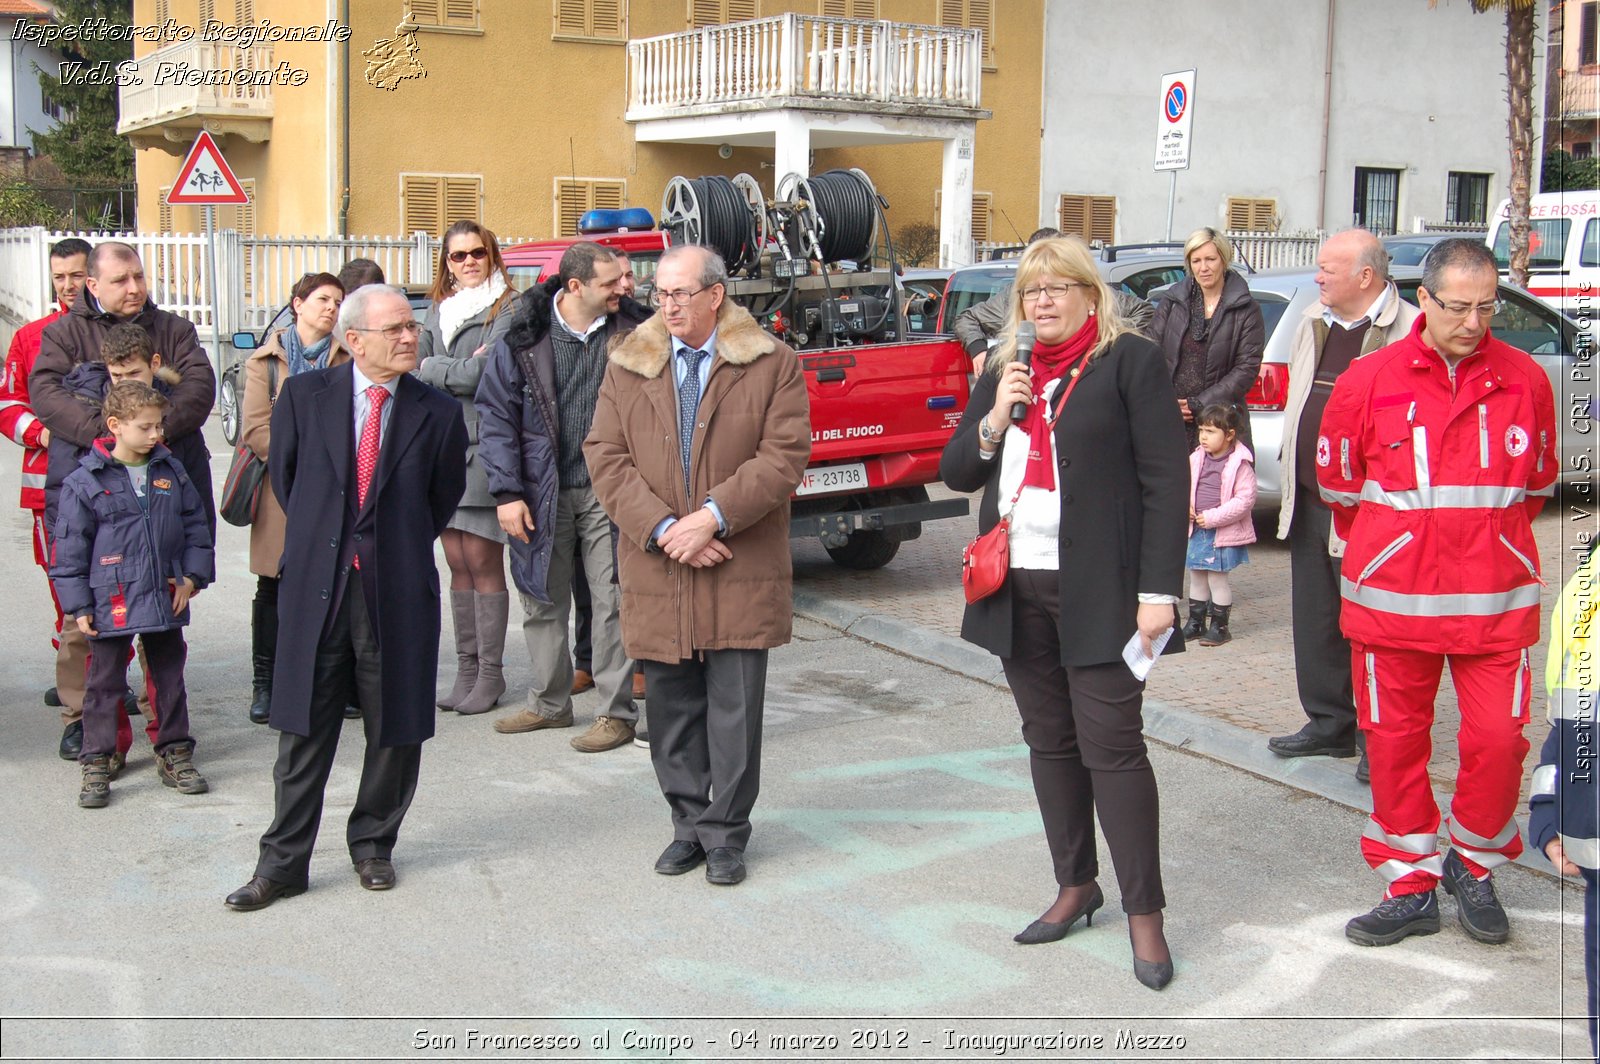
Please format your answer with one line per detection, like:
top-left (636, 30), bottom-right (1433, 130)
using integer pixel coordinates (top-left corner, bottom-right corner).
top-left (1528, 544), bottom-right (1600, 1061)
top-left (43, 322), bottom-right (196, 533)
top-left (51, 380), bottom-right (214, 808)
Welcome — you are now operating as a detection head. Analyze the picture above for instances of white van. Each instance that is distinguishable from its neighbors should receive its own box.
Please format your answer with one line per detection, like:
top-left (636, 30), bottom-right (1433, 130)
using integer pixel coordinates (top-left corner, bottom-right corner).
top-left (1486, 190), bottom-right (1599, 320)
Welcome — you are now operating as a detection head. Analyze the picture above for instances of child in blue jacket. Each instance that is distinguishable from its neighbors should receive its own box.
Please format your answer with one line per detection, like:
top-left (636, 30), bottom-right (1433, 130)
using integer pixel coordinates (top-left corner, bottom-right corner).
top-left (51, 380), bottom-right (215, 808)
top-left (1528, 543), bottom-right (1600, 1061)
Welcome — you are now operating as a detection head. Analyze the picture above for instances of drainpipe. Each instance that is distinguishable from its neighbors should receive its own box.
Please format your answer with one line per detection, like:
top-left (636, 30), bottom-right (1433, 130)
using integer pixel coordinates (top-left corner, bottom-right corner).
top-left (338, 0), bottom-right (350, 236)
top-left (1316, 0), bottom-right (1335, 232)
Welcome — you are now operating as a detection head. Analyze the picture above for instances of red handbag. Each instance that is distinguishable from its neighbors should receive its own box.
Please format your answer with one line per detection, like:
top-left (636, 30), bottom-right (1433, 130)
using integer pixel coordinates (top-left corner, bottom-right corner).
top-left (961, 511), bottom-right (1013, 603)
top-left (960, 359), bottom-right (1088, 605)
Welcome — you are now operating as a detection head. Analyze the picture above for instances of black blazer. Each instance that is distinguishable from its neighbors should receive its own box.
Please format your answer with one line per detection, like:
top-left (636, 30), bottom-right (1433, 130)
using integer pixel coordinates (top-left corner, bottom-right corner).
top-left (940, 332), bottom-right (1190, 667)
top-left (268, 362), bottom-right (468, 747)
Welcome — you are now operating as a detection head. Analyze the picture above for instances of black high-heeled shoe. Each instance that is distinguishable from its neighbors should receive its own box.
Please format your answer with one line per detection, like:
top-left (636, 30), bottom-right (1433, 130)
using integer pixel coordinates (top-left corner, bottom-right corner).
top-left (1128, 916), bottom-right (1173, 990)
top-left (1013, 884), bottom-right (1104, 945)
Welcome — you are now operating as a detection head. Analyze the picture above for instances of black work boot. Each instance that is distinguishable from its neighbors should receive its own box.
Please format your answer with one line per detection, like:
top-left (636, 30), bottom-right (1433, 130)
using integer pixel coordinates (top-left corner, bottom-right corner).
top-left (1181, 601), bottom-right (1208, 640)
top-left (1345, 890), bottom-right (1440, 946)
top-left (1441, 849), bottom-right (1510, 944)
top-left (1200, 604), bottom-right (1232, 646)
top-left (249, 598), bottom-right (275, 725)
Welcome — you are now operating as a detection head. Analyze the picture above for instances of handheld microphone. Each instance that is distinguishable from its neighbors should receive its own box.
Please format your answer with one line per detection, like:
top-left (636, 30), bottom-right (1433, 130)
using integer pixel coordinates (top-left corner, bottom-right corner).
top-left (1010, 321), bottom-right (1037, 422)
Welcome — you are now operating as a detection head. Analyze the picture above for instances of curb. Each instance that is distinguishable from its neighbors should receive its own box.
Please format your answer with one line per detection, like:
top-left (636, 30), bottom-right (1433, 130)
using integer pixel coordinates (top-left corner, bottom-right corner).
top-left (792, 587), bottom-right (1557, 882)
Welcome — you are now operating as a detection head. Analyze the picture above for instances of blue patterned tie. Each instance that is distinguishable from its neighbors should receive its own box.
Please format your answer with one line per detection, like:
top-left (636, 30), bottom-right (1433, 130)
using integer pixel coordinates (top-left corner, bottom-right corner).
top-left (678, 349), bottom-right (707, 495)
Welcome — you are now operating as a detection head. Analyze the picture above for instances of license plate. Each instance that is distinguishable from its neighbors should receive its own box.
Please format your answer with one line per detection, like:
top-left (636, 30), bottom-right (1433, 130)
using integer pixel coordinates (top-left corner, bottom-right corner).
top-left (795, 462), bottom-right (869, 496)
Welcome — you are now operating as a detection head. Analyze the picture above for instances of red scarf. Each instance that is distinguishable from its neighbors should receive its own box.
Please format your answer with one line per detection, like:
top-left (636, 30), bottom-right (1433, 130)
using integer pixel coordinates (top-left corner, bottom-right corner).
top-left (1019, 316), bottom-right (1098, 491)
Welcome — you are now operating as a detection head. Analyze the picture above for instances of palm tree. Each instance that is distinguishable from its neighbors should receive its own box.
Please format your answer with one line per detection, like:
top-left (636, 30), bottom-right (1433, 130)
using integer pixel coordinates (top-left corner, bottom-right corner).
top-left (1434, 0), bottom-right (1537, 286)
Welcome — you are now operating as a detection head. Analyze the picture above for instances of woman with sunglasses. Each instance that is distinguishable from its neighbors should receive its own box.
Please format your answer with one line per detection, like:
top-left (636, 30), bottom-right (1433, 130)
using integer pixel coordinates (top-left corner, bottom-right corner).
top-left (417, 221), bottom-right (519, 716)
top-left (241, 271), bottom-right (347, 724)
top-left (1149, 227), bottom-right (1264, 454)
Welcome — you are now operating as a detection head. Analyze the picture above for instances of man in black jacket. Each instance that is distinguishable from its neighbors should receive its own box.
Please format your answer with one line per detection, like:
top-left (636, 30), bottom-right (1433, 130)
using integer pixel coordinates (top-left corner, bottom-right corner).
top-left (224, 285), bottom-right (467, 910)
top-left (478, 242), bottom-right (651, 752)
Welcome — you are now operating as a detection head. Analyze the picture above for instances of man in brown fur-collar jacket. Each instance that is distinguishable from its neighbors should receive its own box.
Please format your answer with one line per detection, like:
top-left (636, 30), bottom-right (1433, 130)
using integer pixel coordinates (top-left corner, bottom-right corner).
top-left (585, 245), bottom-right (809, 886)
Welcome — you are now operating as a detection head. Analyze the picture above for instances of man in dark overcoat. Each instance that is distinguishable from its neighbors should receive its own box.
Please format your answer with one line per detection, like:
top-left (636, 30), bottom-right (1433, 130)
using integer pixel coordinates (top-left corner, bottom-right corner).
top-left (225, 285), bottom-right (467, 911)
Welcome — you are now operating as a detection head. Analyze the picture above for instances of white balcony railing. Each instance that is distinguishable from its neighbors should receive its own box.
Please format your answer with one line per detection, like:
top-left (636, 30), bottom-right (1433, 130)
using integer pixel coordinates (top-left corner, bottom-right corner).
top-left (627, 15), bottom-right (983, 119)
top-left (118, 39), bottom-right (275, 138)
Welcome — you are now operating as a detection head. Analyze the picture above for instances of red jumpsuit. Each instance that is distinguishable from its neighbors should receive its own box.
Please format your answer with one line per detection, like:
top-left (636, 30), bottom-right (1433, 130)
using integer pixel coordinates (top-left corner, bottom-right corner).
top-left (1317, 317), bottom-right (1556, 897)
top-left (1, 310), bottom-right (65, 636)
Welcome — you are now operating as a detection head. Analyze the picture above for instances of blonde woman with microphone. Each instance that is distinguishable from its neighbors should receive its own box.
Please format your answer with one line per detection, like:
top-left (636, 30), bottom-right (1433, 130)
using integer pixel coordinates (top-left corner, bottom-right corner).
top-left (939, 237), bottom-right (1190, 990)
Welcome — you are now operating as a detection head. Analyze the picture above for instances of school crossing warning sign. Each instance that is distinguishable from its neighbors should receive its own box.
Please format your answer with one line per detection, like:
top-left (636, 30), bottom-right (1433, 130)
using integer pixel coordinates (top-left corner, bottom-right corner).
top-left (166, 132), bottom-right (249, 206)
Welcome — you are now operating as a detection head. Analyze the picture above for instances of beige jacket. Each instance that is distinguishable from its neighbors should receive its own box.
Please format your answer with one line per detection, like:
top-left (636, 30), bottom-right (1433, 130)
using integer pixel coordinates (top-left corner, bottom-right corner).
top-left (1275, 282), bottom-right (1420, 549)
top-left (584, 301), bottom-right (810, 661)
top-left (241, 328), bottom-right (349, 576)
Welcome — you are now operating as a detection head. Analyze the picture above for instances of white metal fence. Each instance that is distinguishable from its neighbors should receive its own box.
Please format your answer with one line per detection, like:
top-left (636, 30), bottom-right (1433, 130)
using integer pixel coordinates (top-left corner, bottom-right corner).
top-left (0, 228), bottom-right (538, 339)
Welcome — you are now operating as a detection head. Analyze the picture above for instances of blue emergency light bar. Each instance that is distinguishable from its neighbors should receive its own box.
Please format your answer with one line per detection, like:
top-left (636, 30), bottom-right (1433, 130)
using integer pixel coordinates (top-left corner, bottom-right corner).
top-left (578, 207), bottom-right (656, 233)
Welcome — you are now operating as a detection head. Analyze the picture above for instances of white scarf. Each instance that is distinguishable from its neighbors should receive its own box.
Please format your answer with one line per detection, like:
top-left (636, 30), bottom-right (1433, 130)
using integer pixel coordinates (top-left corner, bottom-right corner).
top-left (436, 270), bottom-right (508, 350)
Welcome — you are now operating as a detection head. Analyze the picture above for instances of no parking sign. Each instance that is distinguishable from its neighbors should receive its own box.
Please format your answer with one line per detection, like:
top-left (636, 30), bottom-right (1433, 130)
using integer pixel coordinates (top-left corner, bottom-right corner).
top-left (1155, 69), bottom-right (1195, 171)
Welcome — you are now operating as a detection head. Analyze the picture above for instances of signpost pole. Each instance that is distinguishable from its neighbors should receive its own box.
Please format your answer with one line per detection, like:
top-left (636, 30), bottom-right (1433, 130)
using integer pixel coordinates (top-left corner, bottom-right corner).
top-left (202, 204), bottom-right (223, 396)
top-left (1166, 171), bottom-right (1177, 242)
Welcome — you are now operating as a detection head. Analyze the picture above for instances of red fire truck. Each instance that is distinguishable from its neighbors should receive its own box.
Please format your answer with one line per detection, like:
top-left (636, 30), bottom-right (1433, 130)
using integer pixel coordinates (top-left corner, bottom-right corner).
top-left (500, 169), bottom-right (970, 570)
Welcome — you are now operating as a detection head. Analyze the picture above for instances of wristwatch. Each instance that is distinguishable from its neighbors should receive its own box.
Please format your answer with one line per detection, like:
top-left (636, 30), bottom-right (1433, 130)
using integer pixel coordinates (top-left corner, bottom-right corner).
top-left (979, 417), bottom-right (1003, 444)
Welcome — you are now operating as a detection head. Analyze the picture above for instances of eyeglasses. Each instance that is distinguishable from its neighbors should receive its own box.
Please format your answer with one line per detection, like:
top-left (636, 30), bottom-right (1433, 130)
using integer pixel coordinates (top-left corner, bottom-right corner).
top-left (1427, 293), bottom-right (1502, 320)
top-left (352, 321), bottom-right (423, 341)
top-left (1019, 282), bottom-right (1090, 303)
top-left (447, 247), bottom-right (490, 264)
top-left (650, 285), bottom-right (716, 307)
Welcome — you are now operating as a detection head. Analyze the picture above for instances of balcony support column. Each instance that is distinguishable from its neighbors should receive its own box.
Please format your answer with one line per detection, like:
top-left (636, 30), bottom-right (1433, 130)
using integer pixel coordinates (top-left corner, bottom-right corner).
top-left (773, 111), bottom-right (811, 183)
top-left (938, 124), bottom-right (976, 268)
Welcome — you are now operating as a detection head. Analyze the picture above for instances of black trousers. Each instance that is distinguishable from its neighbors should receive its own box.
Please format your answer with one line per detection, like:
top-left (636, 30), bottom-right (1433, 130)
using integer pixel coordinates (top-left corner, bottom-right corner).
top-left (81, 628), bottom-right (190, 761)
top-left (1287, 486), bottom-right (1360, 748)
top-left (254, 573), bottom-right (421, 887)
top-left (1000, 569), bottom-right (1165, 915)
top-left (642, 649), bottom-right (767, 852)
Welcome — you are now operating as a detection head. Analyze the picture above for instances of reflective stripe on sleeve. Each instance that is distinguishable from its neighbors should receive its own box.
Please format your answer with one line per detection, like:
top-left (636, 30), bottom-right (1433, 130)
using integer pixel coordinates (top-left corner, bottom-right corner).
top-left (1320, 486), bottom-right (1361, 507)
top-left (1565, 837), bottom-right (1600, 869)
top-left (1357, 482), bottom-right (1526, 510)
top-left (1340, 578), bottom-right (1542, 617)
top-left (19, 472), bottom-right (44, 489)
top-left (1531, 763), bottom-right (1558, 797)
top-left (1548, 687), bottom-right (1598, 723)
top-left (1530, 481), bottom-right (1557, 497)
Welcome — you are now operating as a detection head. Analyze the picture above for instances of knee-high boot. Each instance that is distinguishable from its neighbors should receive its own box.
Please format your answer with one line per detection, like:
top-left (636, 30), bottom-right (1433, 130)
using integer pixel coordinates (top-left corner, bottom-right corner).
top-left (249, 598), bottom-right (276, 724)
top-left (455, 591), bottom-right (509, 715)
top-left (437, 590), bottom-right (478, 711)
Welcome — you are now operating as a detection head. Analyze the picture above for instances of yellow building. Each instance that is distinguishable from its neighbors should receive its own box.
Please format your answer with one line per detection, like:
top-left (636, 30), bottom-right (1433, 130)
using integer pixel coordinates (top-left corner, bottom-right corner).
top-left (122, 1), bottom-right (1042, 265)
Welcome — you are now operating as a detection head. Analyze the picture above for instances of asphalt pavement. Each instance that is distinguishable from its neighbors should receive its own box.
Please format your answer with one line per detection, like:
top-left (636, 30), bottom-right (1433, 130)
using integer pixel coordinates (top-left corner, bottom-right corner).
top-left (0, 422), bottom-right (1594, 1063)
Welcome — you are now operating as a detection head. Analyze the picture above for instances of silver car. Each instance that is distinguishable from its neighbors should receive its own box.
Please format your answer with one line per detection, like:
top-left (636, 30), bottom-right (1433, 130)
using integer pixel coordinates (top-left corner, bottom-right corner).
top-left (1244, 264), bottom-right (1593, 511)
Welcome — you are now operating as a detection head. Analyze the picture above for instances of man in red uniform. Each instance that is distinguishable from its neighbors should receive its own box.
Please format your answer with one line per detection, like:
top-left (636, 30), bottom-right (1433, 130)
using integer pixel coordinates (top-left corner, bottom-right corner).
top-left (1318, 238), bottom-right (1557, 947)
top-left (0, 239), bottom-right (91, 734)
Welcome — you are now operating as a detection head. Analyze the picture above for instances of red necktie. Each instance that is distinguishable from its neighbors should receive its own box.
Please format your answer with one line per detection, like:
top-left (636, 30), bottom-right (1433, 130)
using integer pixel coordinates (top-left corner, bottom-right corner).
top-left (356, 385), bottom-right (388, 510)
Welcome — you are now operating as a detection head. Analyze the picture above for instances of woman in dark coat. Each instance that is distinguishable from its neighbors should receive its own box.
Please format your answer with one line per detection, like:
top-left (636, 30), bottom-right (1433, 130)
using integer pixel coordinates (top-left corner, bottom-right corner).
top-left (240, 272), bottom-right (347, 725)
top-left (939, 237), bottom-right (1190, 990)
top-left (417, 221), bottom-right (517, 716)
top-left (1149, 227), bottom-right (1265, 452)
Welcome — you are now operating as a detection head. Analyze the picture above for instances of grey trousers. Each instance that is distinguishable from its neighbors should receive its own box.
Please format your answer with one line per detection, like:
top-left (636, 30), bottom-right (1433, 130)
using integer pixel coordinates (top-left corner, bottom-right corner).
top-left (643, 649), bottom-right (768, 852)
top-left (519, 486), bottom-right (636, 723)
